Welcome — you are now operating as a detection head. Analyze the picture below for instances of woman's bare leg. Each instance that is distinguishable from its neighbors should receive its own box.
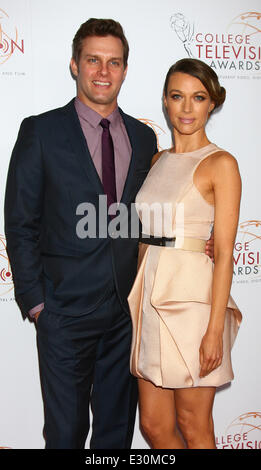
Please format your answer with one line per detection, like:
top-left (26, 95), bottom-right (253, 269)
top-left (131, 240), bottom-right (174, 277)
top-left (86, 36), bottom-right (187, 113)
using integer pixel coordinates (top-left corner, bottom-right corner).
top-left (175, 387), bottom-right (216, 449)
top-left (138, 378), bottom-right (185, 449)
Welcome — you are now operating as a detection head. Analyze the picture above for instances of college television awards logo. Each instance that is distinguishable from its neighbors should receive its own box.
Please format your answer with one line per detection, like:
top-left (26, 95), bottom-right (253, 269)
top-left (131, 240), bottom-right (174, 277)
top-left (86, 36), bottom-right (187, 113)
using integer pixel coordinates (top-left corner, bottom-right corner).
top-left (216, 412), bottom-right (261, 449)
top-left (0, 7), bottom-right (24, 65)
top-left (0, 233), bottom-right (13, 297)
top-left (170, 11), bottom-right (261, 76)
top-left (233, 220), bottom-right (261, 283)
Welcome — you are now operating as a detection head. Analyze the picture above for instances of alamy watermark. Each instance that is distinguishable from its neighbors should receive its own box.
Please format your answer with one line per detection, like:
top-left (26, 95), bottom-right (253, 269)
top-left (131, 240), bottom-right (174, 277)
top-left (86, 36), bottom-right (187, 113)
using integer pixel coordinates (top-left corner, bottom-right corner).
top-left (75, 195), bottom-right (184, 240)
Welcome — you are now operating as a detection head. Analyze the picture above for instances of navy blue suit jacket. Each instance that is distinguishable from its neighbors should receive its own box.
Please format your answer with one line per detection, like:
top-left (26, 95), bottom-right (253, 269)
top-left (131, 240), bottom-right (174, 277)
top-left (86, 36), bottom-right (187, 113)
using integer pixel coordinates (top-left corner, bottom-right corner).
top-left (4, 99), bottom-right (157, 318)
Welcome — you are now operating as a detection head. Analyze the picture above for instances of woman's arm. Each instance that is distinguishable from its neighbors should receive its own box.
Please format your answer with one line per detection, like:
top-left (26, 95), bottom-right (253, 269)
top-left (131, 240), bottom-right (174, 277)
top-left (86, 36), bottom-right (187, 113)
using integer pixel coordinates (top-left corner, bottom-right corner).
top-left (199, 152), bottom-right (241, 378)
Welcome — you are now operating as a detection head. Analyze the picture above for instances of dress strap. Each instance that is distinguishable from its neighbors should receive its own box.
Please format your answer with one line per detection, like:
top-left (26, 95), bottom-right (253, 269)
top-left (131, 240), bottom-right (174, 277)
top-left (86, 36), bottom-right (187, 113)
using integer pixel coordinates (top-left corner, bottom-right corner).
top-left (192, 144), bottom-right (224, 180)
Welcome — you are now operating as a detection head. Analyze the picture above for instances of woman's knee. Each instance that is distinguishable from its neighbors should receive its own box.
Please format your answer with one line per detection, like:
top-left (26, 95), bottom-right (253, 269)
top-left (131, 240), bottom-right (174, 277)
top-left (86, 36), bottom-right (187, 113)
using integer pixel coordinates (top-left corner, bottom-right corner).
top-left (140, 414), bottom-right (161, 441)
top-left (140, 412), bottom-right (174, 443)
top-left (176, 409), bottom-right (195, 442)
top-left (176, 408), bottom-right (214, 445)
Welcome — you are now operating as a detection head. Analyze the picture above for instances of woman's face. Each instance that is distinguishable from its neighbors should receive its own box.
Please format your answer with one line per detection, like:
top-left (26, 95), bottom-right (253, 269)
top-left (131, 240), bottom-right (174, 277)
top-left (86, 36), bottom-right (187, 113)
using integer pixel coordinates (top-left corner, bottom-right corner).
top-left (164, 72), bottom-right (215, 137)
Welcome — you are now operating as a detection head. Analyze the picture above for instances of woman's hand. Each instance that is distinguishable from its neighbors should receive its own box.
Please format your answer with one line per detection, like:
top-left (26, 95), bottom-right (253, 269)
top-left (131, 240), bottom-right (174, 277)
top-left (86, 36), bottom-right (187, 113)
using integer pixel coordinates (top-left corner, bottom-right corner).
top-left (199, 330), bottom-right (223, 378)
top-left (137, 242), bottom-right (149, 269)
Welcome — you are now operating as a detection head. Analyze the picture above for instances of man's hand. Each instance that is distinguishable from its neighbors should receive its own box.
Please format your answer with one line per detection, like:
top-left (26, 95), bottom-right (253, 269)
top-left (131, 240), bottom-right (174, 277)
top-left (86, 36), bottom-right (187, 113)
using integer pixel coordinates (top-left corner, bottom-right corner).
top-left (34, 310), bottom-right (42, 322)
top-left (29, 303), bottom-right (45, 322)
top-left (205, 232), bottom-right (214, 261)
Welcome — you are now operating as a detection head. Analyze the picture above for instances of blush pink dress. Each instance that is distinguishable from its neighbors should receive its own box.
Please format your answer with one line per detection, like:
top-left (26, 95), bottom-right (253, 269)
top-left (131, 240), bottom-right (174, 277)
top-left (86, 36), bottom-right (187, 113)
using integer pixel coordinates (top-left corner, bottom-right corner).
top-left (128, 143), bottom-right (242, 388)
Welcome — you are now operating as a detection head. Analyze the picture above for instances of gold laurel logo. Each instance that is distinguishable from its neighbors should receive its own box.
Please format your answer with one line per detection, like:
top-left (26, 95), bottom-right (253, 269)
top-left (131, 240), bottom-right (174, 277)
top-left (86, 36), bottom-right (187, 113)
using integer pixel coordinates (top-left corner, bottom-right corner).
top-left (227, 12), bottom-right (261, 37)
top-left (226, 412), bottom-right (261, 435)
top-left (238, 219), bottom-right (261, 241)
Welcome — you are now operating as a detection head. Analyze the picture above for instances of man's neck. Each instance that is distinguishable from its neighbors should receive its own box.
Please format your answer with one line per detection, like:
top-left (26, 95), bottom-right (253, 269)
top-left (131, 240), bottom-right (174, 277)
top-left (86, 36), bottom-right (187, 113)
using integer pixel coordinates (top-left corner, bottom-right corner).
top-left (76, 95), bottom-right (118, 118)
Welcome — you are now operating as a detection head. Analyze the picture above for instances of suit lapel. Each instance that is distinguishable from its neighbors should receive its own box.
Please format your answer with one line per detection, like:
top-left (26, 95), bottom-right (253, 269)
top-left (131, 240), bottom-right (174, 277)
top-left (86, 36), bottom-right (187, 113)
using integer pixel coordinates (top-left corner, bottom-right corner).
top-left (60, 101), bottom-right (140, 204)
top-left (119, 109), bottom-right (139, 205)
top-left (60, 99), bottom-right (104, 195)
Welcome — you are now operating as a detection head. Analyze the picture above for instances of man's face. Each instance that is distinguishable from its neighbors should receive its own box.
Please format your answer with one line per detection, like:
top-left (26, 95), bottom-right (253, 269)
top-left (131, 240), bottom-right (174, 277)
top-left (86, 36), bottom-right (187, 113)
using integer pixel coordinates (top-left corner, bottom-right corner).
top-left (70, 35), bottom-right (127, 116)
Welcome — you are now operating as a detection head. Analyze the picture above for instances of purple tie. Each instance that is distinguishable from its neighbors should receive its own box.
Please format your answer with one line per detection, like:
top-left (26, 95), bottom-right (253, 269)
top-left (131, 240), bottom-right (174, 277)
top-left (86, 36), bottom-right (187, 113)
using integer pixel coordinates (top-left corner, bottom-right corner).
top-left (100, 118), bottom-right (117, 209)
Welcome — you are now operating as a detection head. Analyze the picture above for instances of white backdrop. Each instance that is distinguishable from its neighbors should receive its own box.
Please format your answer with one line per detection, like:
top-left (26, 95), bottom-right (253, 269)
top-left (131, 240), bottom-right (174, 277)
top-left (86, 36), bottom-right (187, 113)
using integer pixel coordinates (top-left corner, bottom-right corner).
top-left (0, 0), bottom-right (260, 449)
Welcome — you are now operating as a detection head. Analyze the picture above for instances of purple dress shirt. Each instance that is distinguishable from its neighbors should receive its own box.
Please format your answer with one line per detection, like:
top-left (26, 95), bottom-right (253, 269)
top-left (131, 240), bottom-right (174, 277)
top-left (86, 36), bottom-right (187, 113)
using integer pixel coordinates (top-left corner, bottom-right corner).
top-left (29, 97), bottom-right (132, 318)
top-left (74, 97), bottom-right (132, 201)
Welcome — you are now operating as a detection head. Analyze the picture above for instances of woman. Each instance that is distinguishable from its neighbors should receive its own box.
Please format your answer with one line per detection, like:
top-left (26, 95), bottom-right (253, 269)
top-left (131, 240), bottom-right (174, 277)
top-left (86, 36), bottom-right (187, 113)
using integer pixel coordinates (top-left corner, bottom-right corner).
top-left (128, 58), bottom-right (242, 449)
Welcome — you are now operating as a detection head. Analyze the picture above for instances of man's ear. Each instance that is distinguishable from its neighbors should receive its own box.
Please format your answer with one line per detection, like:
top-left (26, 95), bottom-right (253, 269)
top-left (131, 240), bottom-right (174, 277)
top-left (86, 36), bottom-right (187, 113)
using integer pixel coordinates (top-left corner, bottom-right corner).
top-left (123, 64), bottom-right (128, 81)
top-left (70, 58), bottom-right (78, 78)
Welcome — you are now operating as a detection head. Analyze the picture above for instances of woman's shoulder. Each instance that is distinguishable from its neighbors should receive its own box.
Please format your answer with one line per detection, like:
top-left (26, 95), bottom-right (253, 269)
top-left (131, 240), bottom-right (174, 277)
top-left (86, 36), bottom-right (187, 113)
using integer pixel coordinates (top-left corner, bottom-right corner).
top-left (208, 148), bottom-right (239, 171)
top-left (207, 148), bottom-right (241, 185)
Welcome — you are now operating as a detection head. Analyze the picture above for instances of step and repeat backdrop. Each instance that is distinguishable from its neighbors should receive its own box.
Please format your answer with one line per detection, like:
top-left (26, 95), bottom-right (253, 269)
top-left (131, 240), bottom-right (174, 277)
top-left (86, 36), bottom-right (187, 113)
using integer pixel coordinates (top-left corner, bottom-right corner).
top-left (0, 0), bottom-right (260, 449)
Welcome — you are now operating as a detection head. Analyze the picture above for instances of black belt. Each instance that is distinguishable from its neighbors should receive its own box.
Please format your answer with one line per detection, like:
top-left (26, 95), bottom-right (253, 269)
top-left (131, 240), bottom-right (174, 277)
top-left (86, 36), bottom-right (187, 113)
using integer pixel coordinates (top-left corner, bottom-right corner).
top-left (139, 233), bottom-right (176, 247)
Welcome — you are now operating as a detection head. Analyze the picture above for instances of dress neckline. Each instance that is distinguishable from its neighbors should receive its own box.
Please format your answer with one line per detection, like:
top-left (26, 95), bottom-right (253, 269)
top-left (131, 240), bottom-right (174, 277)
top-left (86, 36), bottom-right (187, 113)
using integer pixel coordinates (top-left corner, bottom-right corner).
top-left (168, 143), bottom-right (216, 157)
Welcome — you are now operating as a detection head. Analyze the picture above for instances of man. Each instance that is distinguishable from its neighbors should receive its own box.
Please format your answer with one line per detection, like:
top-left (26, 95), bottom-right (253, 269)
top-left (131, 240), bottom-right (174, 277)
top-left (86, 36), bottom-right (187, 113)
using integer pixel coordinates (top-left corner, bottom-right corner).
top-left (5, 18), bottom-right (157, 449)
